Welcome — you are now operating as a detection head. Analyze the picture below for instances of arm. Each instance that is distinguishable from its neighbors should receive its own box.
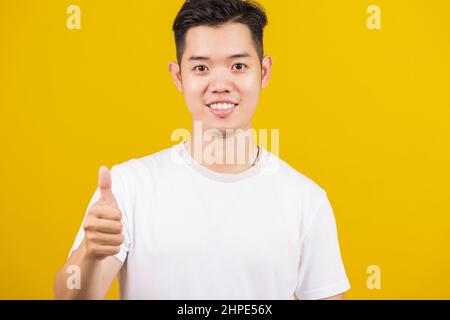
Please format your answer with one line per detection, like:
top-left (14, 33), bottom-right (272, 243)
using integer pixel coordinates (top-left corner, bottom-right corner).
top-left (54, 166), bottom-right (125, 300)
top-left (54, 238), bottom-right (122, 300)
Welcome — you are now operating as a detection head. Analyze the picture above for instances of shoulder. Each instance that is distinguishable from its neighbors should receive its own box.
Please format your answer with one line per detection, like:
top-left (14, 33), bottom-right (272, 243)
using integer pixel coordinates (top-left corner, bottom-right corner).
top-left (108, 144), bottom-right (178, 191)
top-left (266, 150), bottom-right (327, 197)
top-left (263, 150), bottom-right (329, 216)
top-left (264, 152), bottom-right (336, 240)
top-left (112, 144), bottom-right (175, 174)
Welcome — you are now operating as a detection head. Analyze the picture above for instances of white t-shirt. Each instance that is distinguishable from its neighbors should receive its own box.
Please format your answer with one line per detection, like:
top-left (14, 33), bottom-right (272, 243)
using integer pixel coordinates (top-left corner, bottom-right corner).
top-left (69, 141), bottom-right (350, 300)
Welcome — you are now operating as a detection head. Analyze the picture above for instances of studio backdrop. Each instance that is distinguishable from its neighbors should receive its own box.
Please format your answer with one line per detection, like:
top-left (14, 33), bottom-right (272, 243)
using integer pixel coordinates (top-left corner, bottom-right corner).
top-left (0, 0), bottom-right (449, 299)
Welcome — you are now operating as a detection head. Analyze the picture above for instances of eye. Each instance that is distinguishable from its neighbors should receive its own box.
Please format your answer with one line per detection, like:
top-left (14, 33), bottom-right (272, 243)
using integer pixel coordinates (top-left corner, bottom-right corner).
top-left (232, 63), bottom-right (247, 71)
top-left (193, 65), bottom-right (209, 73)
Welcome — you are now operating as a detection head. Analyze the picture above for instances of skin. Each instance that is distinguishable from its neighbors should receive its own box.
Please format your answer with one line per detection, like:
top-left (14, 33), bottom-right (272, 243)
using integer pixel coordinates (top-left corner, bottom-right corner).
top-left (169, 22), bottom-right (272, 174)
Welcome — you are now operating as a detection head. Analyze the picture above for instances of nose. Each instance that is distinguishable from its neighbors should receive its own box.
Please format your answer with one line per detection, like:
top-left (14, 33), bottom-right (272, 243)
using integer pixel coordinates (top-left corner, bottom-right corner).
top-left (212, 86), bottom-right (230, 94)
top-left (208, 70), bottom-right (234, 94)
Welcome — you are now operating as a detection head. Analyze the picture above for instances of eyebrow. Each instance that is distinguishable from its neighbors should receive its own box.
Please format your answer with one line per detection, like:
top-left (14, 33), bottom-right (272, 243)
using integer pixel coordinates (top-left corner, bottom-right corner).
top-left (188, 53), bottom-right (251, 62)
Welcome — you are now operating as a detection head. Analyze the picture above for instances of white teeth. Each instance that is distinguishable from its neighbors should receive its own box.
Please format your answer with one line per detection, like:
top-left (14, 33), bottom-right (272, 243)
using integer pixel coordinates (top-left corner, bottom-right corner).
top-left (209, 103), bottom-right (236, 110)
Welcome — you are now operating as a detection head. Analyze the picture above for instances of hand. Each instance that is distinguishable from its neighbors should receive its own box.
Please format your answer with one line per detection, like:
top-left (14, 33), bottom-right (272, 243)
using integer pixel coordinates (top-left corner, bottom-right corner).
top-left (82, 166), bottom-right (124, 260)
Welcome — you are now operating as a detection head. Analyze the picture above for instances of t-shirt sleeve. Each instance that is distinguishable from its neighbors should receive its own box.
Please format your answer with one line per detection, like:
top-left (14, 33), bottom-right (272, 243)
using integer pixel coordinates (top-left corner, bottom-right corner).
top-left (294, 192), bottom-right (351, 300)
top-left (67, 165), bottom-right (131, 264)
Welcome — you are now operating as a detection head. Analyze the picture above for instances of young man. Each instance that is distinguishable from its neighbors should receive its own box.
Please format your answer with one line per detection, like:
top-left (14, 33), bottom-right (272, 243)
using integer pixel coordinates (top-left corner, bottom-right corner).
top-left (54, 0), bottom-right (350, 300)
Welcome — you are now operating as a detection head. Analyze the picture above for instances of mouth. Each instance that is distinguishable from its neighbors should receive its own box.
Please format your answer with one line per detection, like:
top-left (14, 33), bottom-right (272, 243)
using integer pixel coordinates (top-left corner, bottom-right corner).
top-left (205, 102), bottom-right (239, 118)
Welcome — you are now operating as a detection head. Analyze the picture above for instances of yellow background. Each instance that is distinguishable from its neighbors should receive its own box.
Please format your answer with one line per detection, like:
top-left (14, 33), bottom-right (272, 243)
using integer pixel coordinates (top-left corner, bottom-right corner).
top-left (1, 0), bottom-right (449, 299)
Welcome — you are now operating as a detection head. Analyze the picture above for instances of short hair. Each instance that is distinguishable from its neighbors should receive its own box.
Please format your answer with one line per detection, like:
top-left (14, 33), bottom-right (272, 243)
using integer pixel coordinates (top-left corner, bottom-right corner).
top-left (172, 0), bottom-right (268, 64)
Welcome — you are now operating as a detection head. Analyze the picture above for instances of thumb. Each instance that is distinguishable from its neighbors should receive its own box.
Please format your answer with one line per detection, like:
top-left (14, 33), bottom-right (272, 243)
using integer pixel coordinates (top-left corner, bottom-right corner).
top-left (98, 165), bottom-right (118, 207)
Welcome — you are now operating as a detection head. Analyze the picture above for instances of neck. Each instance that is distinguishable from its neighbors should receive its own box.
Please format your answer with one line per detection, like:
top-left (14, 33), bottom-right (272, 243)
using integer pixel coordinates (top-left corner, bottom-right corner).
top-left (185, 125), bottom-right (260, 174)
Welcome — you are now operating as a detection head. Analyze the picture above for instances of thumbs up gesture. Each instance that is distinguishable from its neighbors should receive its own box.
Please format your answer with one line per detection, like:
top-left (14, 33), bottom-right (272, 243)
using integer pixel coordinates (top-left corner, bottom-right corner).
top-left (83, 166), bottom-right (124, 260)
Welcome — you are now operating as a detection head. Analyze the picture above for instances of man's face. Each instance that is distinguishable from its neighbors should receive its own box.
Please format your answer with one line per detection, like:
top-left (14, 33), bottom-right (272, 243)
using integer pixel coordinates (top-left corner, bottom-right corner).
top-left (169, 22), bottom-right (272, 134)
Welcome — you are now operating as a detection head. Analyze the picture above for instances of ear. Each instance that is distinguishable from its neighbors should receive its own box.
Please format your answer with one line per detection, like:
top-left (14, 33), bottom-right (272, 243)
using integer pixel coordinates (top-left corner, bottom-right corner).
top-left (261, 55), bottom-right (272, 89)
top-left (168, 61), bottom-right (183, 93)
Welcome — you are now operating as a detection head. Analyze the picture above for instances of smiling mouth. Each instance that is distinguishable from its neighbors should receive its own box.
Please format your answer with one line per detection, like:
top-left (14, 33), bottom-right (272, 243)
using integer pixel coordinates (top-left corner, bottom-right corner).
top-left (206, 102), bottom-right (238, 118)
top-left (206, 102), bottom-right (239, 110)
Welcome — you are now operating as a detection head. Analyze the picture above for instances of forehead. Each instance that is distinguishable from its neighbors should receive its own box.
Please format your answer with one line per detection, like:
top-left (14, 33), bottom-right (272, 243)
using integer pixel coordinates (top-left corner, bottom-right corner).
top-left (183, 22), bottom-right (257, 61)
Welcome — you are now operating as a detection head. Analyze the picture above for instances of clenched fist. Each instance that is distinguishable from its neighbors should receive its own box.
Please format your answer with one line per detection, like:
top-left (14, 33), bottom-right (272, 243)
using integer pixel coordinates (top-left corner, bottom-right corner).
top-left (83, 166), bottom-right (124, 260)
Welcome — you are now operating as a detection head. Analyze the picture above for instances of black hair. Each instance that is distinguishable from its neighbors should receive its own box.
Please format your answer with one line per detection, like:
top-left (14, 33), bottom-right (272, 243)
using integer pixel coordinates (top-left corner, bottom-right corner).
top-left (172, 0), bottom-right (268, 64)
